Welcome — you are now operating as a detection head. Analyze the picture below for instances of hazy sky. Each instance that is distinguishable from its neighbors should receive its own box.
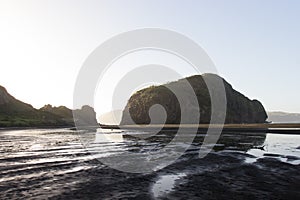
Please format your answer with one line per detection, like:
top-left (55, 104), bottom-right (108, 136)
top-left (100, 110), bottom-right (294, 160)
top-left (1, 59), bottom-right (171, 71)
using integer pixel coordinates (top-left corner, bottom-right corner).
top-left (0, 0), bottom-right (300, 115)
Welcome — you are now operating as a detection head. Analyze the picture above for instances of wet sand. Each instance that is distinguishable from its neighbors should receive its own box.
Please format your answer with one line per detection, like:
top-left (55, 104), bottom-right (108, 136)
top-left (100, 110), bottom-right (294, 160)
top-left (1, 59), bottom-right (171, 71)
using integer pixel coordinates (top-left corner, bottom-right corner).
top-left (0, 129), bottom-right (299, 199)
top-left (102, 123), bottom-right (300, 134)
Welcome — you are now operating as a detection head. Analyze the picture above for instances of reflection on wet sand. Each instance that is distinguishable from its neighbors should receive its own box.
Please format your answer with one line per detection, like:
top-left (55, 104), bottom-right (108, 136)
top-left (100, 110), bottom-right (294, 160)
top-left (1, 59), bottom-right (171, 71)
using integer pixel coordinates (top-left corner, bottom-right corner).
top-left (118, 130), bottom-right (267, 153)
top-left (95, 133), bottom-right (124, 143)
top-left (0, 129), bottom-right (299, 199)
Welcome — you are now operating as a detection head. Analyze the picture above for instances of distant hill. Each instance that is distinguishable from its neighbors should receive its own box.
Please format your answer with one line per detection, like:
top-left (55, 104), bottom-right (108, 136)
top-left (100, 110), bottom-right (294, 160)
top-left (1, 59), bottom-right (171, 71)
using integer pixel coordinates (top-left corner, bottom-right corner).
top-left (121, 74), bottom-right (268, 125)
top-left (40, 104), bottom-right (73, 119)
top-left (267, 111), bottom-right (300, 123)
top-left (0, 85), bottom-right (97, 127)
top-left (0, 86), bottom-right (72, 127)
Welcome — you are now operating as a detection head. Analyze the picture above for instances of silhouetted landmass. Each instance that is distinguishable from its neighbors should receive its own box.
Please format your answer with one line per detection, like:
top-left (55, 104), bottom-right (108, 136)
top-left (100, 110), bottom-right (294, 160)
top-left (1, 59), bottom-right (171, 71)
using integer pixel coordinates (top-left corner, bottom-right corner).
top-left (41, 104), bottom-right (98, 127)
top-left (121, 74), bottom-right (268, 125)
top-left (40, 104), bottom-right (74, 125)
top-left (0, 85), bottom-right (97, 127)
top-left (73, 105), bottom-right (98, 127)
top-left (40, 104), bottom-right (73, 119)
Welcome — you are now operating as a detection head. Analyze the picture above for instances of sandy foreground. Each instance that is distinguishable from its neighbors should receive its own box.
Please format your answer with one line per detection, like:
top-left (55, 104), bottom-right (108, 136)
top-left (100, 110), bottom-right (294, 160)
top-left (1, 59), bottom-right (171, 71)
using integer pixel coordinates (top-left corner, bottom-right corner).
top-left (0, 128), bottom-right (299, 199)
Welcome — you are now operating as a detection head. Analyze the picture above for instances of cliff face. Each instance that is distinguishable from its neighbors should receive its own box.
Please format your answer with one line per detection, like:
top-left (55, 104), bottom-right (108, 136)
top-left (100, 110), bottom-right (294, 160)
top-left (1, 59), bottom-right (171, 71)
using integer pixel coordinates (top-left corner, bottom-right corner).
top-left (120, 74), bottom-right (268, 125)
top-left (0, 86), bottom-right (34, 113)
top-left (0, 86), bottom-right (12, 104)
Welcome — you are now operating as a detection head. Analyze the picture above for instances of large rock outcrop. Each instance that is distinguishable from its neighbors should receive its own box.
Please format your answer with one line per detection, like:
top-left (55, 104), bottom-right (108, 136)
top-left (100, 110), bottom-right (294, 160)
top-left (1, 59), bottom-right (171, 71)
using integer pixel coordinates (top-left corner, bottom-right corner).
top-left (73, 105), bottom-right (98, 127)
top-left (120, 74), bottom-right (268, 125)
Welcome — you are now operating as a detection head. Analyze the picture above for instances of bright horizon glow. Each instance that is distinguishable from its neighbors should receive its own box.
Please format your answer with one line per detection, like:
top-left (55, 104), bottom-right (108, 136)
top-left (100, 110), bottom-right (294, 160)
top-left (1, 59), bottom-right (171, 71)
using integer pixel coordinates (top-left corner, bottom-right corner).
top-left (1, 0), bottom-right (300, 116)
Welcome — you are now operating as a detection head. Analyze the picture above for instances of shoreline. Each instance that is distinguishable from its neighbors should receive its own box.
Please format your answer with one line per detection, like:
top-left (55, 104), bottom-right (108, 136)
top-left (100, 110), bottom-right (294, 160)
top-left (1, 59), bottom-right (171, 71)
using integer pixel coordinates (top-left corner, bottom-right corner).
top-left (101, 123), bottom-right (300, 134)
top-left (0, 125), bottom-right (76, 131)
top-left (1, 123), bottom-right (300, 134)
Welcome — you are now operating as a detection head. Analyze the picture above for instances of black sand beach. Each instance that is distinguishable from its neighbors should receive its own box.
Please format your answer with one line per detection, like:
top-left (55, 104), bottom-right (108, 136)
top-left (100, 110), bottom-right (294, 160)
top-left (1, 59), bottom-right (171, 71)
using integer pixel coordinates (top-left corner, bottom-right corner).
top-left (0, 128), bottom-right (299, 199)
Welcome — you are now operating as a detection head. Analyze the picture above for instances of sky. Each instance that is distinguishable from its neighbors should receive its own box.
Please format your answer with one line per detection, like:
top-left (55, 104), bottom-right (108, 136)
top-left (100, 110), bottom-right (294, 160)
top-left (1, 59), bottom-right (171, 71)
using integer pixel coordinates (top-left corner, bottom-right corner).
top-left (0, 0), bottom-right (300, 116)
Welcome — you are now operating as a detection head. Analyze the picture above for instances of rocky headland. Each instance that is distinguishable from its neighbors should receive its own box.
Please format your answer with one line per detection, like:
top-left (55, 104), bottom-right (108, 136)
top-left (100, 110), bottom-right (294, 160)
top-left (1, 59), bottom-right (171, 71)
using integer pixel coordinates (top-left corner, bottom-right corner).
top-left (121, 74), bottom-right (268, 125)
top-left (0, 85), bottom-right (97, 127)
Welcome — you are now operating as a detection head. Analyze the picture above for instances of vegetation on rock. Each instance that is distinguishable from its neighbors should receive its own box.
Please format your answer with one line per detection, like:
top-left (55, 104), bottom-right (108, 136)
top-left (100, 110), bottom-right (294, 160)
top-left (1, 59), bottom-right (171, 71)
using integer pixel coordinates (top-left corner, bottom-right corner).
top-left (0, 86), bottom-right (97, 127)
top-left (121, 74), bottom-right (268, 125)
